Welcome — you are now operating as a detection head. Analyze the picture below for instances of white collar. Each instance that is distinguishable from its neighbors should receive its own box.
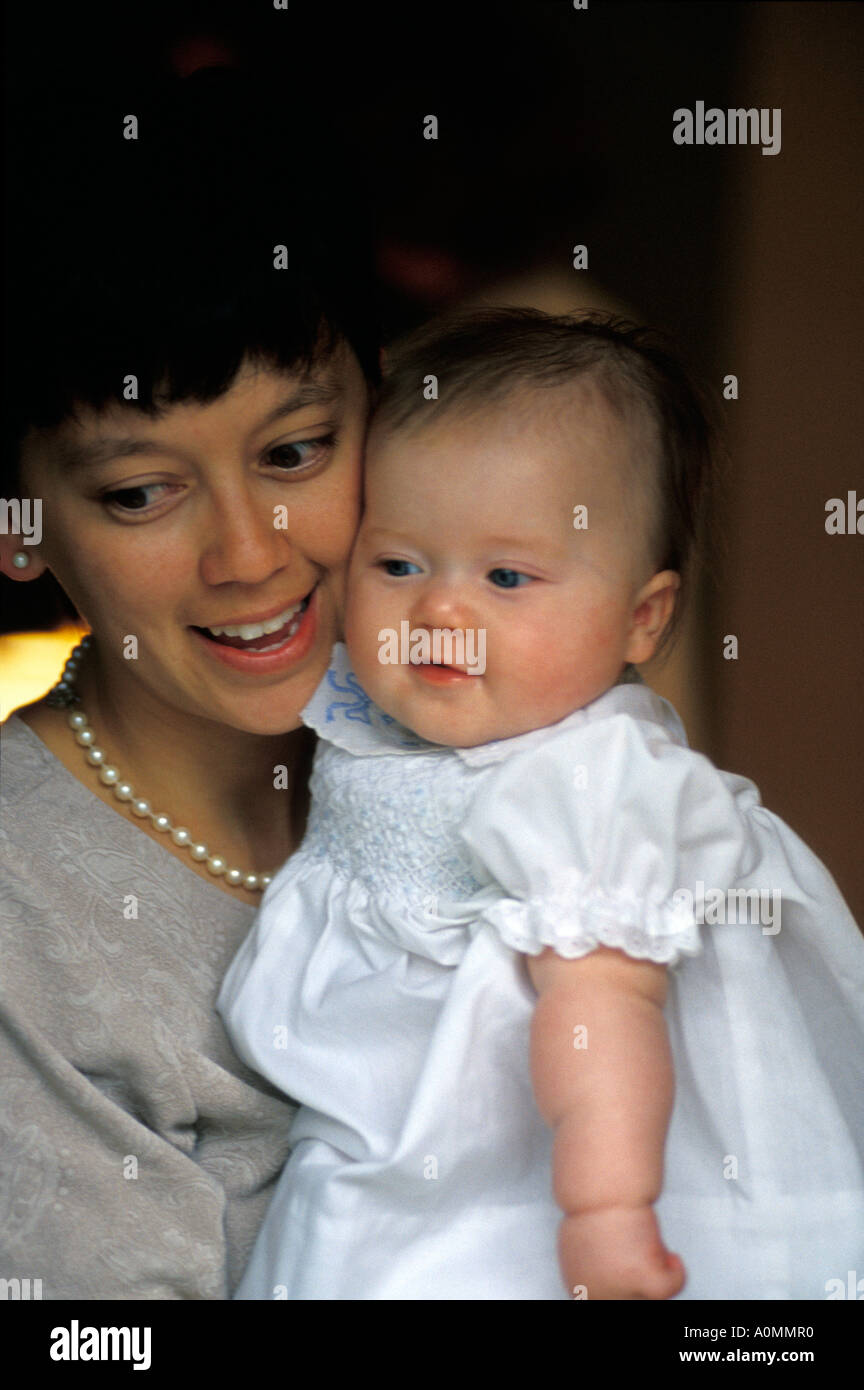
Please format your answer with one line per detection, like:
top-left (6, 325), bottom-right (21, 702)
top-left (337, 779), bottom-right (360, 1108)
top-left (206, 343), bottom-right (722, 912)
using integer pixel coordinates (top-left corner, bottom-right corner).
top-left (301, 643), bottom-right (689, 762)
top-left (300, 644), bottom-right (432, 757)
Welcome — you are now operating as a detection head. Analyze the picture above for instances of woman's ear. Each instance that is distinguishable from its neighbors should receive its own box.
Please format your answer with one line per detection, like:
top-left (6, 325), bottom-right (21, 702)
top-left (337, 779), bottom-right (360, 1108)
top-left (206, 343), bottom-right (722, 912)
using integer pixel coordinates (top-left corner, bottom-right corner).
top-left (624, 570), bottom-right (680, 665)
top-left (0, 531), bottom-right (49, 582)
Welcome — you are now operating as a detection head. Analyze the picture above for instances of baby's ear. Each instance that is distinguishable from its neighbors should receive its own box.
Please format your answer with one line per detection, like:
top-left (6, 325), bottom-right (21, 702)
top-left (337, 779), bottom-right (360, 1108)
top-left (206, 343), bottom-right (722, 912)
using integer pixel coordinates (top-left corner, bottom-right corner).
top-left (625, 571), bottom-right (680, 665)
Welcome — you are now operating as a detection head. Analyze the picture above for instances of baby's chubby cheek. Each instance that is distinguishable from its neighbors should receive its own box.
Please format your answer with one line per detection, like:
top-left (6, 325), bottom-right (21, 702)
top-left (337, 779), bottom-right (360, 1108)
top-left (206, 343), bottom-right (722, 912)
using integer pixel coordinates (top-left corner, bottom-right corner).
top-left (499, 616), bottom-right (620, 716)
top-left (342, 582), bottom-right (390, 698)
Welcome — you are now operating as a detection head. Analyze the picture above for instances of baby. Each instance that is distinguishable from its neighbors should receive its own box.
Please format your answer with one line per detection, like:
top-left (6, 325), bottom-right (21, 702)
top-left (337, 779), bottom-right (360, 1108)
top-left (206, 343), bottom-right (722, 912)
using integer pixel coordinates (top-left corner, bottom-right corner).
top-left (219, 309), bottom-right (864, 1300)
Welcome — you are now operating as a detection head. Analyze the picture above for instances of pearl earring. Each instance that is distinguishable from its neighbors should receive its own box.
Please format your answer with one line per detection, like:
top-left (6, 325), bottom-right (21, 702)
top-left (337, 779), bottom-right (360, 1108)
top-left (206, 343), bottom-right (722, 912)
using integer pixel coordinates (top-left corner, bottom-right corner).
top-left (11, 551), bottom-right (31, 569)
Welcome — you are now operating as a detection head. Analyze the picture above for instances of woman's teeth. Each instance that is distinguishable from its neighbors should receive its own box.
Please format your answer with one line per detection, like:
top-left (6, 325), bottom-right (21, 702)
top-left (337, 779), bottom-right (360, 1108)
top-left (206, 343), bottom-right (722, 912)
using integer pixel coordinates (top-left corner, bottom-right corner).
top-left (207, 601), bottom-right (304, 639)
top-left (202, 597), bottom-right (310, 650)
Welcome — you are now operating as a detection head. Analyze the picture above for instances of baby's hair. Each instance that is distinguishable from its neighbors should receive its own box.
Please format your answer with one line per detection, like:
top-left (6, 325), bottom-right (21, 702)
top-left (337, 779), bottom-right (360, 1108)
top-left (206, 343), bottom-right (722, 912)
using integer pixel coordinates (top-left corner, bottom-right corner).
top-left (374, 308), bottom-right (722, 661)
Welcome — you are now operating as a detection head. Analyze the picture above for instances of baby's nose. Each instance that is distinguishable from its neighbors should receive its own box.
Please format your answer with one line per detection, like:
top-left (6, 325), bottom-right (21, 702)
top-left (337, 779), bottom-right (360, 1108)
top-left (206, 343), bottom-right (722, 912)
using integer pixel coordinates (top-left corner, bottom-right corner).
top-left (410, 578), bottom-right (474, 629)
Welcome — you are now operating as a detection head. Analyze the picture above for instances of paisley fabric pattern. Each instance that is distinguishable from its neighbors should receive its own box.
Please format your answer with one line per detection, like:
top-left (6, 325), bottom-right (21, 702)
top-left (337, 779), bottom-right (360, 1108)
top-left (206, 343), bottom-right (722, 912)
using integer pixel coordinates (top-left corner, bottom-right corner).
top-left (0, 714), bottom-right (297, 1299)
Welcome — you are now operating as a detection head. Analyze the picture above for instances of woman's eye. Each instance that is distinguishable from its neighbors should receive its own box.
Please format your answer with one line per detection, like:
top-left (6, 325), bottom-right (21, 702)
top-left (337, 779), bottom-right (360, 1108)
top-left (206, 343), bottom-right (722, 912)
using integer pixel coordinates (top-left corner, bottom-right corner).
top-left (102, 482), bottom-right (169, 513)
top-left (488, 568), bottom-right (532, 589)
top-left (380, 559), bottom-right (422, 577)
top-left (265, 435), bottom-right (335, 471)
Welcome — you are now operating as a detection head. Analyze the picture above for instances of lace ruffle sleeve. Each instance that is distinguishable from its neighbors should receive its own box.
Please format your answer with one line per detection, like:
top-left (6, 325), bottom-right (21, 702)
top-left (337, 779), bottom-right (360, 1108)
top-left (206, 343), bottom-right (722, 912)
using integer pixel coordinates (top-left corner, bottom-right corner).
top-left (460, 714), bottom-right (758, 968)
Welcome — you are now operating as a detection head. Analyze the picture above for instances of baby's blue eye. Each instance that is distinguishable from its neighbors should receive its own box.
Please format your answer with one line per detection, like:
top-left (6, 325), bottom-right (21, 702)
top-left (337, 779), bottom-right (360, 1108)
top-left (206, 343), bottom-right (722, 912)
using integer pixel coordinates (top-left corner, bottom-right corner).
top-left (488, 568), bottom-right (531, 589)
top-left (381, 559), bottom-right (422, 577)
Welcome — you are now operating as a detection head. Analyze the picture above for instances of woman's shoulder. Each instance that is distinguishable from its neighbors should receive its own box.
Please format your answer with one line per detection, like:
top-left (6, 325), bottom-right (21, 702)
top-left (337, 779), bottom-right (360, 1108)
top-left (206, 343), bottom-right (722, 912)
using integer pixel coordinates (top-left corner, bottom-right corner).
top-left (1, 707), bottom-right (256, 928)
top-left (1, 707), bottom-right (68, 806)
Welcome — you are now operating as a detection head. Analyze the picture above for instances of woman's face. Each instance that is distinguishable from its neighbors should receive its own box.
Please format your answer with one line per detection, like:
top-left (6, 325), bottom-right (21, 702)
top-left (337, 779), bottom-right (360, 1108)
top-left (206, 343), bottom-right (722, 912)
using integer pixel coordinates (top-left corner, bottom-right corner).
top-left (17, 344), bottom-right (370, 735)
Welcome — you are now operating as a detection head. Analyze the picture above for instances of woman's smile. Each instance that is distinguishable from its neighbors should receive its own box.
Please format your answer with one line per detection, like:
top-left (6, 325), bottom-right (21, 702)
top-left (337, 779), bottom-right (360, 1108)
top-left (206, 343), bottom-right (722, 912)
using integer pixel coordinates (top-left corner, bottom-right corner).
top-left (197, 594), bottom-right (310, 645)
top-left (190, 585), bottom-right (318, 674)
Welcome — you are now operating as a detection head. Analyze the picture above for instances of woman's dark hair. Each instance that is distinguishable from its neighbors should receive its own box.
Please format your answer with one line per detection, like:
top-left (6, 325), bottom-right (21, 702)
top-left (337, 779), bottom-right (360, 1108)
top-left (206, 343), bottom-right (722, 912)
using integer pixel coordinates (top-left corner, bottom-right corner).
top-left (3, 69), bottom-right (381, 630)
top-left (374, 308), bottom-right (721, 660)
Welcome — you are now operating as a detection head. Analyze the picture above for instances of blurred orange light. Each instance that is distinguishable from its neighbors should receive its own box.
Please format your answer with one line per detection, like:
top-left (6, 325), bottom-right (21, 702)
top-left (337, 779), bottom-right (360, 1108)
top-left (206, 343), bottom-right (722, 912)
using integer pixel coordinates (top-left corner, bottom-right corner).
top-left (0, 625), bottom-right (90, 720)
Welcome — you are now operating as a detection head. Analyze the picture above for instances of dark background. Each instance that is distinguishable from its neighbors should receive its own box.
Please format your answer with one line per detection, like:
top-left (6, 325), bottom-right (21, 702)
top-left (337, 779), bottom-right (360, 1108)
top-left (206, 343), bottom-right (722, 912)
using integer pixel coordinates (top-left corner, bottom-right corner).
top-left (4, 0), bottom-right (743, 359)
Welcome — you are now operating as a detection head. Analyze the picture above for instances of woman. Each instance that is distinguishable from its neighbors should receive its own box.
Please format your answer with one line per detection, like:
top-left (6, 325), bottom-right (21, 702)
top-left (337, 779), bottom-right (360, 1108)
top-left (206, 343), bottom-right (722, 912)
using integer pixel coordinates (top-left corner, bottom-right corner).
top-left (0, 71), bottom-right (380, 1297)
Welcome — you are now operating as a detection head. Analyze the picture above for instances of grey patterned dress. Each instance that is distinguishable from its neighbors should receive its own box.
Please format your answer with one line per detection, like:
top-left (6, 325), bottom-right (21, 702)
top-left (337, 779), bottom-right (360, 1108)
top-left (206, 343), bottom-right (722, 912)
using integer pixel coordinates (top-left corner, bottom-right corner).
top-left (0, 714), bottom-right (297, 1299)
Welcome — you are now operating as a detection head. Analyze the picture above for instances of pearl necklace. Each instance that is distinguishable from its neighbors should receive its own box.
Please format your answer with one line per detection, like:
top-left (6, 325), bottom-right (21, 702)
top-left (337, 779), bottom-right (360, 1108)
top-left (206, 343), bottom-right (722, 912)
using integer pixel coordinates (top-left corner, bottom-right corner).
top-left (46, 635), bottom-right (274, 893)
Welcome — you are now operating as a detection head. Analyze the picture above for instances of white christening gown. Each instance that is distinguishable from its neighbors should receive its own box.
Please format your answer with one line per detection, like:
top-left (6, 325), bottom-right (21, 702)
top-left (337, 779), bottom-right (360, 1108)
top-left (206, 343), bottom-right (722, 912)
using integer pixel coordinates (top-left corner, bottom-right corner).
top-left (219, 644), bottom-right (864, 1300)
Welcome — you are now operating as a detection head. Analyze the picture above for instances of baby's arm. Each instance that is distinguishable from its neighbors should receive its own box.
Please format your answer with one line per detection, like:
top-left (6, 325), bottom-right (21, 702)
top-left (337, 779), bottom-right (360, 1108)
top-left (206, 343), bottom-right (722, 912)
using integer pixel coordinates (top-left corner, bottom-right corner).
top-left (526, 945), bottom-right (686, 1300)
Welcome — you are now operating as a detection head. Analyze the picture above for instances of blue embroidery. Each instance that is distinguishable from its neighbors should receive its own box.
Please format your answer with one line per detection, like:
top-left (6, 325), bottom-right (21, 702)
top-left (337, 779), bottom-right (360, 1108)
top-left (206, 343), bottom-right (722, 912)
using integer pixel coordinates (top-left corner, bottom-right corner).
top-left (324, 666), bottom-right (377, 725)
top-left (319, 657), bottom-right (435, 751)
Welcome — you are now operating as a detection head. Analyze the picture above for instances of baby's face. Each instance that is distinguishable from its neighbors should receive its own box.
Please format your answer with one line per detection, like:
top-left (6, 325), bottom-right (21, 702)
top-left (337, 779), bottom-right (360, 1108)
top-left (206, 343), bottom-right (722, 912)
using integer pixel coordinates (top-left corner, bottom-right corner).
top-left (344, 384), bottom-right (676, 747)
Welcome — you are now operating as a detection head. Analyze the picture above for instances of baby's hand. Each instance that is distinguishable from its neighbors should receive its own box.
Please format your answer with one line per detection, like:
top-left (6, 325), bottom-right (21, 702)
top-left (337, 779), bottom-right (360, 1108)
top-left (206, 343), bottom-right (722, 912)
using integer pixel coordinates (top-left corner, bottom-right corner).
top-left (560, 1205), bottom-right (686, 1300)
